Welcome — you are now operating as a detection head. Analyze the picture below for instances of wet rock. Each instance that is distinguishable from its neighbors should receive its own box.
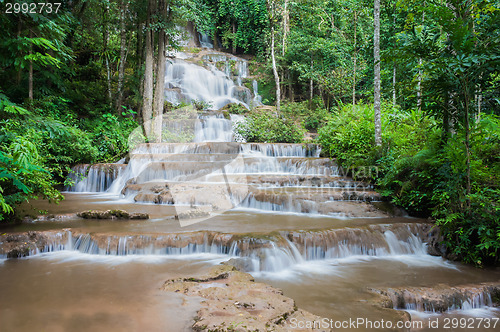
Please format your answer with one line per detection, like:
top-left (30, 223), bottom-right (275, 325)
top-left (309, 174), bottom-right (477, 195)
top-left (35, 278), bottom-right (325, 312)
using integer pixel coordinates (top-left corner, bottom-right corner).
top-left (222, 257), bottom-right (255, 272)
top-left (423, 225), bottom-right (453, 259)
top-left (162, 265), bottom-right (330, 331)
top-left (133, 193), bottom-right (157, 203)
top-left (76, 210), bottom-right (148, 220)
top-left (371, 282), bottom-right (500, 313)
top-left (175, 207), bottom-right (211, 219)
top-left (129, 213), bottom-right (150, 219)
top-left (156, 192), bottom-right (174, 204)
top-left (0, 232), bottom-right (52, 258)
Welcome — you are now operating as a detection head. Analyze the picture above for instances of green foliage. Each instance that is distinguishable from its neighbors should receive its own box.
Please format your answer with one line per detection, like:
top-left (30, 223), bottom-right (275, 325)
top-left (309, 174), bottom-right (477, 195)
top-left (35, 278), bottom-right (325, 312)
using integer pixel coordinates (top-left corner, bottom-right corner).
top-left (280, 99), bottom-right (329, 131)
top-left (318, 100), bottom-right (499, 265)
top-left (81, 109), bottom-right (138, 162)
top-left (318, 104), bottom-right (375, 167)
top-left (235, 109), bottom-right (304, 143)
top-left (0, 139), bottom-right (63, 222)
top-left (0, 91), bottom-right (135, 221)
top-left (214, 0), bottom-right (268, 54)
top-left (222, 103), bottom-right (248, 114)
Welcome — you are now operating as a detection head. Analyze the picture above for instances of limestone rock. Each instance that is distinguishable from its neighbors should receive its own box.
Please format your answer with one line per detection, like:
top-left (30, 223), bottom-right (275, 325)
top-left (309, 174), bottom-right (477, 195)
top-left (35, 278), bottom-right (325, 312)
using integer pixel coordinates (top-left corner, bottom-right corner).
top-left (0, 231), bottom-right (55, 258)
top-left (370, 282), bottom-right (500, 313)
top-left (76, 210), bottom-right (149, 220)
top-left (162, 265), bottom-right (331, 331)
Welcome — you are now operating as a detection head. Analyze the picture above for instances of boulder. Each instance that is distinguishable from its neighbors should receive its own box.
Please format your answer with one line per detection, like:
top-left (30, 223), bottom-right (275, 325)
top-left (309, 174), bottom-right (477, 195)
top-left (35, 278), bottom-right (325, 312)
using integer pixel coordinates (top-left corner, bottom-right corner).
top-left (76, 210), bottom-right (149, 220)
top-left (162, 265), bottom-right (330, 331)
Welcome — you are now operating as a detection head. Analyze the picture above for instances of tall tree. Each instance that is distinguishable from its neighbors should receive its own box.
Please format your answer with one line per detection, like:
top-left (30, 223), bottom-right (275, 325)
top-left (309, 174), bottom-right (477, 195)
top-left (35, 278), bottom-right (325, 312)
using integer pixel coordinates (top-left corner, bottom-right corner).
top-left (152, 0), bottom-right (169, 141)
top-left (116, 0), bottom-right (130, 113)
top-left (142, 0), bottom-right (155, 138)
top-left (268, 0), bottom-right (280, 112)
top-left (374, 0), bottom-right (382, 145)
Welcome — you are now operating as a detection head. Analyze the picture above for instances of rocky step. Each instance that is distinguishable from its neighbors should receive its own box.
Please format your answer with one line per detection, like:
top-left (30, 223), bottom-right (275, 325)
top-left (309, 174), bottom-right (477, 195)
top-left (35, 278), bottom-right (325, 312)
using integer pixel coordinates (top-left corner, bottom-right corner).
top-left (132, 142), bottom-right (242, 155)
top-left (130, 153), bottom-right (241, 162)
top-left (129, 154), bottom-right (333, 167)
top-left (131, 142), bottom-right (320, 157)
top-left (372, 282), bottom-right (500, 313)
top-left (204, 174), bottom-right (372, 189)
top-left (121, 182), bottom-right (380, 212)
top-left (249, 187), bottom-right (382, 202)
top-left (0, 223), bottom-right (431, 264)
top-left (130, 162), bottom-right (338, 184)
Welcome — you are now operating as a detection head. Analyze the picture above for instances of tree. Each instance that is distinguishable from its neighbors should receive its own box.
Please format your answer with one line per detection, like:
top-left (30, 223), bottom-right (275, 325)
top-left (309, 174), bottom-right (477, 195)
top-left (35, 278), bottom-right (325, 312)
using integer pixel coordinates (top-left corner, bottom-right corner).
top-left (142, 0), bottom-right (155, 138)
top-left (268, 0), bottom-right (281, 112)
top-left (116, 0), bottom-right (130, 113)
top-left (374, 0), bottom-right (382, 146)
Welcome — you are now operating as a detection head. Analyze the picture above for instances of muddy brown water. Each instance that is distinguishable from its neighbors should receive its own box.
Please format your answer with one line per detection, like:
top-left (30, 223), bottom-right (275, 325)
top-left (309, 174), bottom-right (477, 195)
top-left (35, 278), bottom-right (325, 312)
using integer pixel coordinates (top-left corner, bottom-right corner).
top-left (1, 193), bottom-right (499, 332)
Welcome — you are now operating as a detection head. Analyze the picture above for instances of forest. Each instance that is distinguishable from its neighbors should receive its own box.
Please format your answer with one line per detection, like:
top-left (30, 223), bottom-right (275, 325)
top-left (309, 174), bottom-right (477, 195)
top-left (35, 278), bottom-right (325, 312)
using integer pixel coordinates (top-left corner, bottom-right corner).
top-left (0, 0), bottom-right (499, 266)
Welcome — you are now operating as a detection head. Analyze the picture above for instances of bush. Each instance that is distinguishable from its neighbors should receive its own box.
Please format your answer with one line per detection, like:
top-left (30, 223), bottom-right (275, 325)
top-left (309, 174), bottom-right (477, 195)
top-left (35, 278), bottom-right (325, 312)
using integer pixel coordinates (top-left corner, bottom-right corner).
top-left (281, 100), bottom-right (330, 132)
top-left (235, 109), bottom-right (304, 143)
top-left (379, 127), bottom-right (500, 265)
top-left (318, 103), bottom-right (435, 170)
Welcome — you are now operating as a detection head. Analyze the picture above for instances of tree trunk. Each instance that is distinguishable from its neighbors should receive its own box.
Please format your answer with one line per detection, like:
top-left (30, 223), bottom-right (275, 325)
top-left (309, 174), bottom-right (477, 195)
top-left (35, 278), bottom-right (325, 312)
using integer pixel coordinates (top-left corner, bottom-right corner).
top-left (282, 0), bottom-right (289, 56)
top-left (443, 92), bottom-right (450, 142)
top-left (232, 21), bottom-right (237, 54)
top-left (17, 17), bottom-right (22, 84)
top-left (28, 30), bottom-right (33, 101)
top-left (476, 88), bottom-right (482, 122)
top-left (116, 0), bottom-right (130, 113)
top-left (392, 65), bottom-right (396, 106)
top-left (374, 0), bottom-right (382, 146)
top-left (464, 82), bottom-right (471, 210)
top-left (213, 30), bottom-right (220, 50)
top-left (417, 58), bottom-right (422, 110)
top-left (142, 0), bottom-right (155, 139)
top-left (187, 21), bottom-right (200, 47)
top-left (153, 0), bottom-right (168, 142)
top-left (271, 25), bottom-right (280, 112)
top-left (309, 56), bottom-right (314, 107)
top-left (103, 3), bottom-right (112, 108)
top-left (352, 10), bottom-right (357, 105)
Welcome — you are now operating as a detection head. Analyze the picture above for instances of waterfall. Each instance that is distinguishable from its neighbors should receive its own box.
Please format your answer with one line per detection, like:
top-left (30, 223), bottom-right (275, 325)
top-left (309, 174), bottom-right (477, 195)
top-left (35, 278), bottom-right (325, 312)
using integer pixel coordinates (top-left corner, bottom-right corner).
top-left (66, 164), bottom-right (126, 192)
top-left (7, 224), bottom-right (434, 272)
top-left (164, 58), bottom-right (253, 110)
top-left (384, 285), bottom-right (498, 313)
top-left (252, 80), bottom-right (262, 106)
top-left (199, 32), bottom-right (213, 48)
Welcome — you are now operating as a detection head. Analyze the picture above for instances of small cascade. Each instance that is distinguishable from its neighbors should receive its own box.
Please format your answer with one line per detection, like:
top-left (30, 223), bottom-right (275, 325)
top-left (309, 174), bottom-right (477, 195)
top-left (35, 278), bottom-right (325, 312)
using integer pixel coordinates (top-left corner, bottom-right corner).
top-left (67, 111), bottom-right (383, 216)
top-left (383, 284), bottom-right (498, 313)
top-left (195, 113), bottom-right (234, 142)
top-left (2, 224), bottom-right (432, 272)
top-left (66, 164), bottom-right (126, 192)
top-left (252, 80), bottom-right (262, 106)
top-left (199, 32), bottom-right (213, 48)
top-left (164, 58), bottom-right (243, 109)
top-left (164, 54), bottom-right (253, 109)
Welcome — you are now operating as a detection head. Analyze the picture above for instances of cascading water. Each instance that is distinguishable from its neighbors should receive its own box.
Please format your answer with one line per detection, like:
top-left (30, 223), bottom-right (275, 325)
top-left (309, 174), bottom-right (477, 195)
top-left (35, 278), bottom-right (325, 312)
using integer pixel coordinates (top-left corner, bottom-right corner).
top-left (68, 109), bottom-right (383, 217)
top-left (4, 224), bottom-right (432, 273)
top-left (164, 53), bottom-right (254, 109)
top-left (67, 164), bottom-right (126, 192)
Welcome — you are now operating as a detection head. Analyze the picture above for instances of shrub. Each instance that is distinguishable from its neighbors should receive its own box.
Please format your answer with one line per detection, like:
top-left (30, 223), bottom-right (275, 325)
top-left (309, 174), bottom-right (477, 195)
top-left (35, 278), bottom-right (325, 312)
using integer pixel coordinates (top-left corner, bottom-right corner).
top-left (235, 110), bottom-right (304, 143)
